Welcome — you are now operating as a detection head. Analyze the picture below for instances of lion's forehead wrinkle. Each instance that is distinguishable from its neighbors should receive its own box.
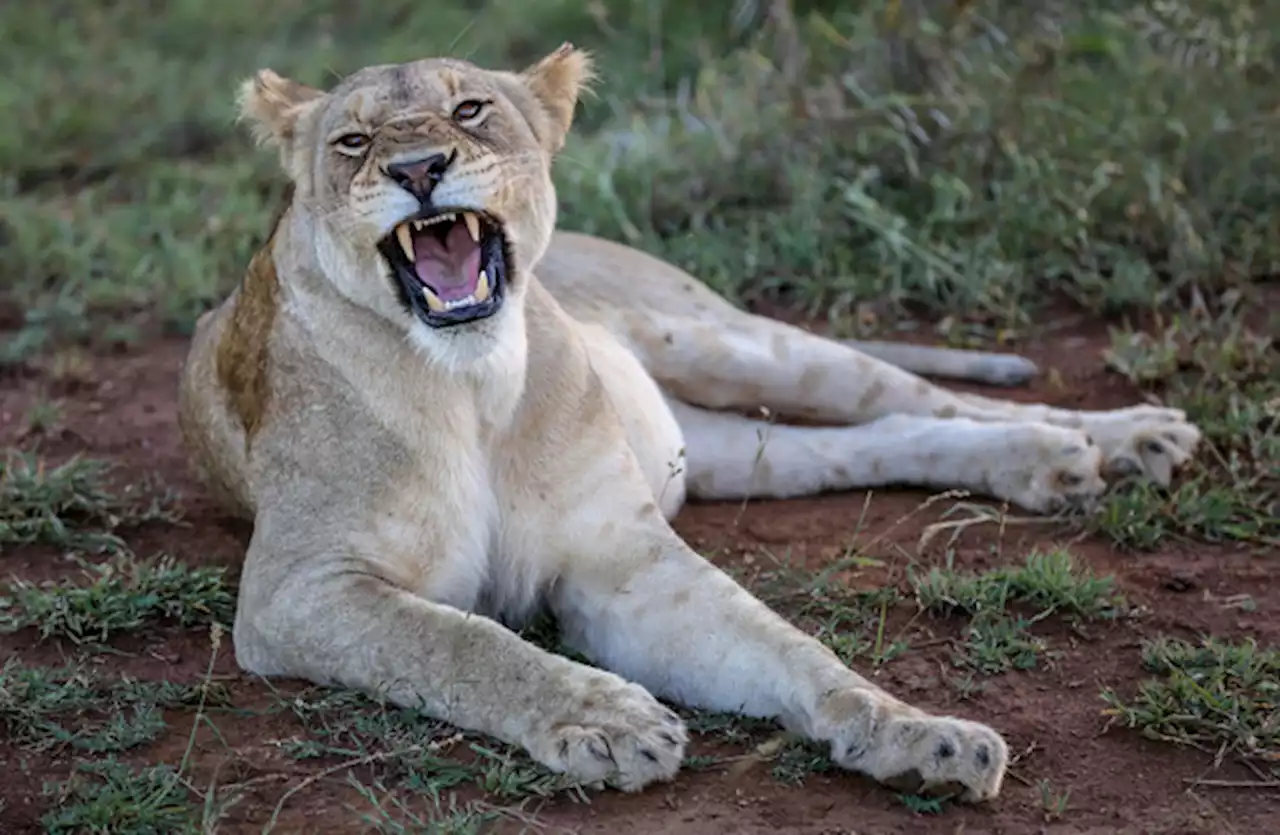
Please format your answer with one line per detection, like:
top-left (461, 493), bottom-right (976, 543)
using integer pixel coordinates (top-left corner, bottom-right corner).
top-left (347, 89), bottom-right (379, 124)
top-left (438, 67), bottom-right (461, 98)
top-left (328, 65), bottom-right (502, 130)
top-left (382, 116), bottom-right (441, 138)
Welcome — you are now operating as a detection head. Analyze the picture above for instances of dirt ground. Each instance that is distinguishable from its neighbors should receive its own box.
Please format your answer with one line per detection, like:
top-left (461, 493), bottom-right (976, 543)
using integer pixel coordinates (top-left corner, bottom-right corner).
top-left (1, 321), bottom-right (1276, 834)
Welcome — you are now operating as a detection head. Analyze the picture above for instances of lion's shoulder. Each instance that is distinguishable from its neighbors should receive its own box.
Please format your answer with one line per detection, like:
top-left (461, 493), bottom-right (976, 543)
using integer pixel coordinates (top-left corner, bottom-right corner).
top-left (211, 189), bottom-right (297, 446)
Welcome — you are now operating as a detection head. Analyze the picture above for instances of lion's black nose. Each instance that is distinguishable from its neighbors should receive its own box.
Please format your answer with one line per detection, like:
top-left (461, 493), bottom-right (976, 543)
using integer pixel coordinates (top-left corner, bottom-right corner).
top-left (385, 151), bottom-right (455, 201)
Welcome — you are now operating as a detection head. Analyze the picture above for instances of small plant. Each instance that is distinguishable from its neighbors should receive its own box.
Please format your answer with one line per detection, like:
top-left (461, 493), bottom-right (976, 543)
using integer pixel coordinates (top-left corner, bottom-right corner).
top-left (1101, 636), bottom-right (1280, 776)
top-left (751, 556), bottom-right (911, 667)
top-left (1038, 779), bottom-right (1071, 822)
top-left (348, 778), bottom-right (515, 835)
top-left (768, 738), bottom-right (835, 785)
top-left (23, 397), bottom-right (63, 435)
top-left (0, 554), bottom-right (235, 643)
top-left (274, 687), bottom-right (461, 762)
top-left (0, 659), bottom-right (224, 753)
top-left (41, 760), bottom-right (200, 835)
top-left (913, 549), bottom-right (1127, 620)
top-left (1094, 311), bottom-right (1279, 549)
top-left (913, 550), bottom-right (1126, 673)
top-left (0, 452), bottom-right (180, 554)
top-left (962, 615), bottom-right (1048, 675)
top-left (269, 686), bottom-right (584, 807)
top-left (895, 792), bottom-right (951, 815)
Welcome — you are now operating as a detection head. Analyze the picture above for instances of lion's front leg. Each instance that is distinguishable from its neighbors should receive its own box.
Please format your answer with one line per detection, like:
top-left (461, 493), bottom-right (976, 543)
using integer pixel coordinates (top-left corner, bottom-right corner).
top-left (546, 518), bottom-right (1009, 801)
top-left (235, 531), bottom-right (687, 791)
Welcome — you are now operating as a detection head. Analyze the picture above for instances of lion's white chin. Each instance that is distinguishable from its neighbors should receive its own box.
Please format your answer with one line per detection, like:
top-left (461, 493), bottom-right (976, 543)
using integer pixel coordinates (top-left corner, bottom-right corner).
top-left (406, 298), bottom-right (529, 426)
top-left (404, 297), bottom-right (524, 373)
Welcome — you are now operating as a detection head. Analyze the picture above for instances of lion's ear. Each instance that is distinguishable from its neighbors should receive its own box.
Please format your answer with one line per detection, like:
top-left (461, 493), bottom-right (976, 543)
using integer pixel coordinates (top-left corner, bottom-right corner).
top-left (237, 69), bottom-right (324, 150)
top-left (519, 43), bottom-right (595, 153)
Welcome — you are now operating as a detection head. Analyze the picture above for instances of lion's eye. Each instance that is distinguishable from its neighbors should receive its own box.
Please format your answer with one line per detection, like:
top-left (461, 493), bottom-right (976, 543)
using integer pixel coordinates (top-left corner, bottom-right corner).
top-left (451, 99), bottom-right (489, 123)
top-left (333, 133), bottom-right (371, 153)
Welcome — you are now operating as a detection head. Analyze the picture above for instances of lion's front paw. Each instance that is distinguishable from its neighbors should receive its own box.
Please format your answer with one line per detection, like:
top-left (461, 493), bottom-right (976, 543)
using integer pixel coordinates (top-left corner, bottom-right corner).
top-left (527, 673), bottom-right (688, 792)
top-left (833, 711), bottom-right (1009, 803)
top-left (1078, 406), bottom-right (1202, 487)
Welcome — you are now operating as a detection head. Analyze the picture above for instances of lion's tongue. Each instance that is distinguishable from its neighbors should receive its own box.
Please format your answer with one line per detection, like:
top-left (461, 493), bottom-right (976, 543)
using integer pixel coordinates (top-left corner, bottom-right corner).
top-left (413, 222), bottom-right (481, 301)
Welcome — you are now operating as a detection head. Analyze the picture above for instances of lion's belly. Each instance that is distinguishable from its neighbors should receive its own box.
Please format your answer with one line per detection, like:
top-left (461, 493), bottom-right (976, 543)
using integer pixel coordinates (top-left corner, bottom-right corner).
top-left (578, 323), bottom-right (688, 520)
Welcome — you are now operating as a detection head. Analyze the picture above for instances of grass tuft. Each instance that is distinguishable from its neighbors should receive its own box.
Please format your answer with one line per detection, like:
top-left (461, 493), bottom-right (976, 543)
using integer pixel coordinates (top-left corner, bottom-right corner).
top-left (0, 659), bottom-right (226, 753)
top-left (0, 452), bottom-right (180, 555)
top-left (0, 554), bottom-right (235, 644)
top-left (913, 549), bottom-right (1127, 620)
top-left (913, 550), bottom-right (1128, 674)
top-left (270, 687), bottom-right (578, 804)
top-left (41, 760), bottom-right (199, 835)
top-left (1095, 307), bottom-right (1279, 549)
top-left (1101, 636), bottom-right (1279, 776)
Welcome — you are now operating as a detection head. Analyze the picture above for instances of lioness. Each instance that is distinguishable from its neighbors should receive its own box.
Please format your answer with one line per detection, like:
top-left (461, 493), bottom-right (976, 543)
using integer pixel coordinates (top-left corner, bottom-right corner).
top-left (178, 44), bottom-right (1201, 800)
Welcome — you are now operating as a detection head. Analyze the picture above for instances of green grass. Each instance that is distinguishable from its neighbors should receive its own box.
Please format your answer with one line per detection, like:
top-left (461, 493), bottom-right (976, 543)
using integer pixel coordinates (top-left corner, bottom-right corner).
top-left (1094, 306), bottom-right (1279, 549)
top-left (2, 1), bottom-right (1278, 349)
top-left (1037, 779), bottom-right (1072, 822)
top-left (912, 549), bottom-right (1129, 674)
top-left (347, 784), bottom-right (520, 835)
top-left (0, 659), bottom-right (226, 753)
top-left (0, 452), bottom-right (180, 555)
top-left (41, 760), bottom-right (202, 835)
top-left (1100, 636), bottom-right (1280, 778)
top-left (739, 550), bottom-right (913, 668)
top-left (895, 791), bottom-right (951, 816)
top-left (0, 554), bottom-right (236, 644)
top-left (268, 687), bottom-right (579, 799)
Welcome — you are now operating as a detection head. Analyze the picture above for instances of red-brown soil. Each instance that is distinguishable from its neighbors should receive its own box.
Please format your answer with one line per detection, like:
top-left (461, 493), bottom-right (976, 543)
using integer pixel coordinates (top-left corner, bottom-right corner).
top-left (1, 324), bottom-right (1276, 834)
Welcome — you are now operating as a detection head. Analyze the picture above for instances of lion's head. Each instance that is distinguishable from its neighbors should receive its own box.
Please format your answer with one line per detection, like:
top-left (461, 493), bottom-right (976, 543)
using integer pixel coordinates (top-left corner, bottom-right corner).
top-left (237, 44), bottom-right (593, 360)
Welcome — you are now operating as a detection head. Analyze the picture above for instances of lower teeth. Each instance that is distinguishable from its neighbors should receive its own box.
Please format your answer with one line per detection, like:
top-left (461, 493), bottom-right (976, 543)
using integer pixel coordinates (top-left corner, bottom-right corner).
top-left (423, 290), bottom-right (482, 312)
top-left (422, 268), bottom-right (492, 314)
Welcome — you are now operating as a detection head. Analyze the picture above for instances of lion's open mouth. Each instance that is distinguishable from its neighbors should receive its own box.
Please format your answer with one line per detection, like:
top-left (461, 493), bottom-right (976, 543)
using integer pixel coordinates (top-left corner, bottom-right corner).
top-left (377, 209), bottom-right (508, 328)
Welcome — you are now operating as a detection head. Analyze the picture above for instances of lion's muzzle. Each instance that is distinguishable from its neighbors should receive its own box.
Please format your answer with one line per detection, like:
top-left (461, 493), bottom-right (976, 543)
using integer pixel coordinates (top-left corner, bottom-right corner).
top-left (377, 207), bottom-right (509, 329)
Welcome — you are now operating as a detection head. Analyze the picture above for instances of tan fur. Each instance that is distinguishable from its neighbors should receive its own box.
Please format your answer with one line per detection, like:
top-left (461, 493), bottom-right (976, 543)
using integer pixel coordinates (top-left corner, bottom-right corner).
top-left (212, 190), bottom-right (291, 448)
top-left (179, 47), bottom-right (1201, 801)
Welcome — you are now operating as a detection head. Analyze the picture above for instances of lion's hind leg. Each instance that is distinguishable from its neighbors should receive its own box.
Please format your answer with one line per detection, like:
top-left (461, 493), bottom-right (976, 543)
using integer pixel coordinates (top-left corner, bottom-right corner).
top-left (625, 310), bottom-right (1199, 489)
top-left (666, 399), bottom-right (1107, 512)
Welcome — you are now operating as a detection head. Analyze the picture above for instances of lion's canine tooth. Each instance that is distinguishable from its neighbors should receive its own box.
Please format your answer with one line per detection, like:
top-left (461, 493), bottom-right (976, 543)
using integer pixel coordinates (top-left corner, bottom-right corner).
top-left (463, 212), bottom-right (480, 243)
top-left (474, 269), bottom-right (490, 302)
top-left (423, 287), bottom-right (446, 312)
top-left (396, 224), bottom-right (414, 260)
